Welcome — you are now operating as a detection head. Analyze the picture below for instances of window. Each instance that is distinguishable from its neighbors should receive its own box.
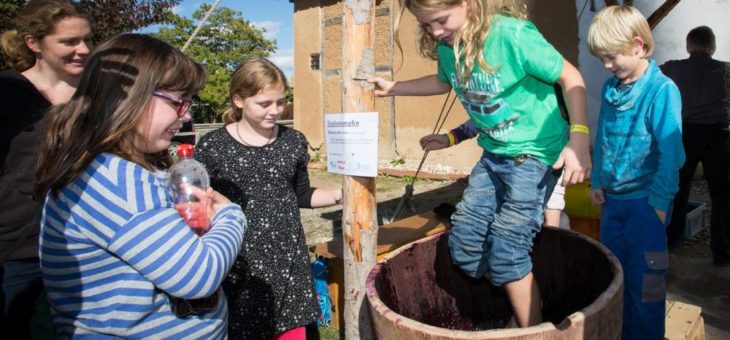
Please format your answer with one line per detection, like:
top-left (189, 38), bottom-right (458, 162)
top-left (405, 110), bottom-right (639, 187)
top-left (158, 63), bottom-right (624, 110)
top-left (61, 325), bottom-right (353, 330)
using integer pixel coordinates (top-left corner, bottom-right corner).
top-left (310, 53), bottom-right (321, 70)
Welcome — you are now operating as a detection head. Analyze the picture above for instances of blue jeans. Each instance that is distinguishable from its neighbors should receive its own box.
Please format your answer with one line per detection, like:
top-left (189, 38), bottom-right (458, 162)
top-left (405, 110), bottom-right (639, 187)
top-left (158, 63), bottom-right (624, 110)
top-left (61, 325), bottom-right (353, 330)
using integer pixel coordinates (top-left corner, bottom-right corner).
top-left (601, 196), bottom-right (668, 340)
top-left (449, 151), bottom-right (558, 286)
top-left (1, 259), bottom-right (45, 339)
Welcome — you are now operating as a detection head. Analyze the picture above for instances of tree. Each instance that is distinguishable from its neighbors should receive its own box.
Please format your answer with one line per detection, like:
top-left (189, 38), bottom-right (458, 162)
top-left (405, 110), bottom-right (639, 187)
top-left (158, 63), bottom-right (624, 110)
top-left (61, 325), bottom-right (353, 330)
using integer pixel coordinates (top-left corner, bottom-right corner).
top-left (0, 0), bottom-right (24, 33)
top-left (154, 4), bottom-right (276, 122)
top-left (0, 0), bottom-right (26, 69)
top-left (79, 0), bottom-right (180, 43)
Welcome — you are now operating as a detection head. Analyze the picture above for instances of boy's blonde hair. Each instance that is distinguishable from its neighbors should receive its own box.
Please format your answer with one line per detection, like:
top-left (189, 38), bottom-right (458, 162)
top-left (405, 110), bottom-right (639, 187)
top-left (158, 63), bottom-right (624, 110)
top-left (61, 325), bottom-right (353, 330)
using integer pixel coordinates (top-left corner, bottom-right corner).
top-left (395, 0), bottom-right (526, 86)
top-left (587, 5), bottom-right (654, 57)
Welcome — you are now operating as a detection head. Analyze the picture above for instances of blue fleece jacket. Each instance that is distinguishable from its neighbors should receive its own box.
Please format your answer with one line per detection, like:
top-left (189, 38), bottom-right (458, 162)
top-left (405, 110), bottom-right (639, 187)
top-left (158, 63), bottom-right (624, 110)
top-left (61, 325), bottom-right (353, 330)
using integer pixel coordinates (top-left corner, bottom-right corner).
top-left (591, 59), bottom-right (685, 212)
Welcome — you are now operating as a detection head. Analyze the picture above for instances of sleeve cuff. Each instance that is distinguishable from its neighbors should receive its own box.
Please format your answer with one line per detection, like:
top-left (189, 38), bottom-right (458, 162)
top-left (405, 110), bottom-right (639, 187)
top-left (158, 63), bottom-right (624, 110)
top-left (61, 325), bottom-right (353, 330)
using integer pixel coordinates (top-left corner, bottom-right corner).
top-left (297, 188), bottom-right (316, 208)
top-left (648, 195), bottom-right (671, 212)
top-left (211, 203), bottom-right (244, 223)
top-left (590, 179), bottom-right (600, 190)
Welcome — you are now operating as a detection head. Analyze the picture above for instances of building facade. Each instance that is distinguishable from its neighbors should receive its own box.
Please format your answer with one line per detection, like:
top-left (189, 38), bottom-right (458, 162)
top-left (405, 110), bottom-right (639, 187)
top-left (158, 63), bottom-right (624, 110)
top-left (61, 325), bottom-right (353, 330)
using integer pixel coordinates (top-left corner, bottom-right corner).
top-left (292, 0), bottom-right (580, 171)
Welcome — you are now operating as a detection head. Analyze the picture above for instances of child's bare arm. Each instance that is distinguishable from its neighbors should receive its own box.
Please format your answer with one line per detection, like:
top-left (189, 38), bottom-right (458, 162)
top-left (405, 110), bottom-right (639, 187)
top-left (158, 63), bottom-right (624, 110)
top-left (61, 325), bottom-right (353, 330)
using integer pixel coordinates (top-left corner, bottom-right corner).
top-left (310, 188), bottom-right (342, 208)
top-left (369, 74), bottom-right (451, 97)
top-left (420, 134), bottom-right (450, 151)
top-left (555, 59), bottom-right (592, 185)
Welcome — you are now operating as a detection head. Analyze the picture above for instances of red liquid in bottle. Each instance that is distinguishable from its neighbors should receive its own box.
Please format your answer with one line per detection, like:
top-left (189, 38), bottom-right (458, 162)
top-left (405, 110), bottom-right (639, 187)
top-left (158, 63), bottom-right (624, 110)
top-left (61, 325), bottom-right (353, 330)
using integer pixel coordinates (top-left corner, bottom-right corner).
top-left (175, 202), bottom-right (210, 236)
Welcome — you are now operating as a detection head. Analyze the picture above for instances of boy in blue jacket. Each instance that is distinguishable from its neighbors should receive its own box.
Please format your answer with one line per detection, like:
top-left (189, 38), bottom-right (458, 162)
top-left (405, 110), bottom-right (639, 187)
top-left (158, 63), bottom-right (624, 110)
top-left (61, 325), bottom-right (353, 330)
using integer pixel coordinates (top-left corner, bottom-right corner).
top-left (587, 6), bottom-right (685, 339)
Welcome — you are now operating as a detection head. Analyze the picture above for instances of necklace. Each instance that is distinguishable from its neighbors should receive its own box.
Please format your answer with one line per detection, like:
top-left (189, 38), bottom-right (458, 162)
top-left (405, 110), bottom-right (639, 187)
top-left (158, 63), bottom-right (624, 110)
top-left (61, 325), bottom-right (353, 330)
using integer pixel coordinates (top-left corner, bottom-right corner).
top-left (235, 122), bottom-right (276, 147)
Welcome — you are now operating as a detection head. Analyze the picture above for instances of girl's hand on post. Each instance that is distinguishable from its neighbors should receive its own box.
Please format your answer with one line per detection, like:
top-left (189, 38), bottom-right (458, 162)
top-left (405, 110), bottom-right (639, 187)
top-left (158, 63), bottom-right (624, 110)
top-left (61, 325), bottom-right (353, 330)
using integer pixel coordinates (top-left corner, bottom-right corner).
top-left (333, 189), bottom-right (343, 205)
top-left (420, 134), bottom-right (450, 151)
top-left (367, 77), bottom-right (395, 97)
top-left (589, 189), bottom-right (605, 205)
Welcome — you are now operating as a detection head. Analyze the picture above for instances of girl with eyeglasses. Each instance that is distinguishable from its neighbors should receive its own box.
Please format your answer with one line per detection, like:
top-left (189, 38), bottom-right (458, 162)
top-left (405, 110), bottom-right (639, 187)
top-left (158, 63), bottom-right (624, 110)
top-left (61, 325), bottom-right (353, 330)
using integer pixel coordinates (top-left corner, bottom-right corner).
top-left (34, 33), bottom-right (247, 338)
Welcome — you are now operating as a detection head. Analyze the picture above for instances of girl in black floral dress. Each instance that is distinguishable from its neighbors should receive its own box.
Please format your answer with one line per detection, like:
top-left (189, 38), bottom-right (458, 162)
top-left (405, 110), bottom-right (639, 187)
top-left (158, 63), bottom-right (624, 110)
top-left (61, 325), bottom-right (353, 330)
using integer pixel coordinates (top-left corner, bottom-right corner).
top-left (195, 58), bottom-right (342, 340)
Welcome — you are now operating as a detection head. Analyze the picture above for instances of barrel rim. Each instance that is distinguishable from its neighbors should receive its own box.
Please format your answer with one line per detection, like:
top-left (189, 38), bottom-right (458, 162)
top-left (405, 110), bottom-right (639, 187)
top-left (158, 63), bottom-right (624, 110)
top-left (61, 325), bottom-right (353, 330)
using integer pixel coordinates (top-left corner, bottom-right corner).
top-left (365, 228), bottom-right (624, 337)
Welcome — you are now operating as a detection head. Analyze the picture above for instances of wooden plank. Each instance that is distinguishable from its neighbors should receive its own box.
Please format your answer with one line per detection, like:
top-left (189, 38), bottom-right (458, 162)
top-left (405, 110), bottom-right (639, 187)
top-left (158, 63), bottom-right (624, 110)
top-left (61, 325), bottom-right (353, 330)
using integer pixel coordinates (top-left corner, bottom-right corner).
top-left (665, 301), bottom-right (704, 340)
top-left (314, 212), bottom-right (450, 260)
top-left (666, 300), bottom-right (675, 315)
top-left (688, 316), bottom-right (705, 340)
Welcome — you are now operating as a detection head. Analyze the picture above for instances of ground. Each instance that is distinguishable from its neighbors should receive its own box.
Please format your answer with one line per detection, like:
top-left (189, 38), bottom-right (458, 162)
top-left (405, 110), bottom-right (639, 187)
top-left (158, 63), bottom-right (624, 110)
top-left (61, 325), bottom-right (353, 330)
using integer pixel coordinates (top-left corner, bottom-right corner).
top-left (303, 167), bottom-right (730, 339)
top-left (667, 180), bottom-right (730, 339)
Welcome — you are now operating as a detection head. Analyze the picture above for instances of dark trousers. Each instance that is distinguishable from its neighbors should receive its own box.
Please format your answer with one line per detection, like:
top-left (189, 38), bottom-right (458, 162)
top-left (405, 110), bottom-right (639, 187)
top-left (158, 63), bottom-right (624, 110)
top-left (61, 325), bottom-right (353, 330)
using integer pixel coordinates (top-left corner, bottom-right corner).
top-left (667, 123), bottom-right (730, 262)
top-left (0, 259), bottom-right (45, 339)
top-left (601, 196), bottom-right (668, 340)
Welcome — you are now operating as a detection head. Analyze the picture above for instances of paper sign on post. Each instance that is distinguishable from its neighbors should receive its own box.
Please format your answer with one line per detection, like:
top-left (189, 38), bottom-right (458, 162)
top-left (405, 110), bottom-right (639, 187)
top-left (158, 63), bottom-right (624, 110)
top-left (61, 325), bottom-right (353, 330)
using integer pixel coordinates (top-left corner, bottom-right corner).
top-left (324, 112), bottom-right (379, 177)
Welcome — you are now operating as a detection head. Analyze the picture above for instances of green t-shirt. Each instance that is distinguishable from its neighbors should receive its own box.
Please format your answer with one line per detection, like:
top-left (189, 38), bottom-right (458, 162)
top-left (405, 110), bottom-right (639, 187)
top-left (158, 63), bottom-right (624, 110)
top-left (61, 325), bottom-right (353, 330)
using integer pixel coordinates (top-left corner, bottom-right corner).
top-left (437, 15), bottom-right (567, 165)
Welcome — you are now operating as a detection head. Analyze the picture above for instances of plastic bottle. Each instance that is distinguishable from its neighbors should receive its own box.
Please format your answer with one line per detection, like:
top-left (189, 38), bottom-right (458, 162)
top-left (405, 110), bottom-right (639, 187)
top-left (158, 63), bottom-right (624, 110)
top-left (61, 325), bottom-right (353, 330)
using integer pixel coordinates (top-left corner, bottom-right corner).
top-left (168, 144), bottom-right (220, 316)
top-left (169, 144), bottom-right (210, 236)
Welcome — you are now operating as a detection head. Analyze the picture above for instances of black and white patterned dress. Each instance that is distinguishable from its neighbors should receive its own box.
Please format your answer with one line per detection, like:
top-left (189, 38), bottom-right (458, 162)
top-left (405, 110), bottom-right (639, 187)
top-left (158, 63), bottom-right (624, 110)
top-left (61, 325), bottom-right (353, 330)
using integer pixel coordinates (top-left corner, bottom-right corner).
top-left (195, 125), bottom-right (319, 339)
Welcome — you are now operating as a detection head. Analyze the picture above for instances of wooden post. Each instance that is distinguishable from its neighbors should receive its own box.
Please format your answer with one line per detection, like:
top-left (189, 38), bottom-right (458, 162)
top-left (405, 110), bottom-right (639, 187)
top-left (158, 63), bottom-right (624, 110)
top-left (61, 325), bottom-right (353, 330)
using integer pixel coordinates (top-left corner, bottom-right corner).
top-left (601, 0), bottom-right (681, 30)
top-left (341, 0), bottom-right (377, 339)
top-left (647, 0), bottom-right (681, 29)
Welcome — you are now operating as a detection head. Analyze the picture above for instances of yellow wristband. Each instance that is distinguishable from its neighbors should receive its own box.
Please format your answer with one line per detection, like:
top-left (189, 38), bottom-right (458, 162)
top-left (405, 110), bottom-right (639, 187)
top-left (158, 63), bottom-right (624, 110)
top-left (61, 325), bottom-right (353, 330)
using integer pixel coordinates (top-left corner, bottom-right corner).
top-left (446, 132), bottom-right (456, 146)
top-left (570, 124), bottom-right (590, 135)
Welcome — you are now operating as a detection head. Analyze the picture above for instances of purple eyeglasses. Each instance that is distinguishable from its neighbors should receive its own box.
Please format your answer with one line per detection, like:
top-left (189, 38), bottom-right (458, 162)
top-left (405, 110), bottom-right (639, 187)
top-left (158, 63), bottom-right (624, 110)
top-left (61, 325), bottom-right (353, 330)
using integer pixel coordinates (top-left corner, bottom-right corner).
top-left (153, 91), bottom-right (193, 117)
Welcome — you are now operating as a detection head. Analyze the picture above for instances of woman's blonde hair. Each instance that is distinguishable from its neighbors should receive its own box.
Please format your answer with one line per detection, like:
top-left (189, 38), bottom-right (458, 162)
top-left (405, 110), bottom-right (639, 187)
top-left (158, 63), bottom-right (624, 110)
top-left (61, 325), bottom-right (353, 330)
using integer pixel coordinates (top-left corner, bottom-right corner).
top-left (35, 34), bottom-right (206, 197)
top-left (587, 5), bottom-right (654, 57)
top-left (222, 58), bottom-right (288, 124)
top-left (0, 0), bottom-right (88, 72)
top-left (395, 0), bottom-right (526, 86)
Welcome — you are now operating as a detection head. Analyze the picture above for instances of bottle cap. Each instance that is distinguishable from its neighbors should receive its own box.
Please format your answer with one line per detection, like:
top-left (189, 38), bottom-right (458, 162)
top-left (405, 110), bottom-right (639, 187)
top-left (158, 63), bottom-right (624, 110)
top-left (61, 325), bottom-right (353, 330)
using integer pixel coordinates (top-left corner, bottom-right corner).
top-left (177, 144), bottom-right (194, 158)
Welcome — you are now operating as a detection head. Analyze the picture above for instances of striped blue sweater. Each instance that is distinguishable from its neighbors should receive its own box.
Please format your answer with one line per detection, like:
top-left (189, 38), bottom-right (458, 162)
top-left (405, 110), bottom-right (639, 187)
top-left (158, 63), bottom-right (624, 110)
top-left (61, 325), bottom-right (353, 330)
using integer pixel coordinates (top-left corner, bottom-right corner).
top-left (40, 153), bottom-right (246, 339)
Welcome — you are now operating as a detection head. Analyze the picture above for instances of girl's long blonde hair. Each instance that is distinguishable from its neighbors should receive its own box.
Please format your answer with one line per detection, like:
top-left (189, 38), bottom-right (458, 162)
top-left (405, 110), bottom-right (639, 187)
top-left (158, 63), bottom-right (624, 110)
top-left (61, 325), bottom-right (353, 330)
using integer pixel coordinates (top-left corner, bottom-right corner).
top-left (35, 34), bottom-right (206, 197)
top-left (222, 58), bottom-right (288, 124)
top-left (395, 0), bottom-right (526, 86)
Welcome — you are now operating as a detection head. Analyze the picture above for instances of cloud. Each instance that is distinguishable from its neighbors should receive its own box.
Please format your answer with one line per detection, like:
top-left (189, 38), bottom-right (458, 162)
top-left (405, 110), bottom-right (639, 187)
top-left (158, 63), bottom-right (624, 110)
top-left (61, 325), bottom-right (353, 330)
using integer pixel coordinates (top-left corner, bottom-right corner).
top-left (171, 4), bottom-right (184, 15)
top-left (252, 21), bottom-right (283, 40)
top-left (269, 48), bottom-right (294, 80)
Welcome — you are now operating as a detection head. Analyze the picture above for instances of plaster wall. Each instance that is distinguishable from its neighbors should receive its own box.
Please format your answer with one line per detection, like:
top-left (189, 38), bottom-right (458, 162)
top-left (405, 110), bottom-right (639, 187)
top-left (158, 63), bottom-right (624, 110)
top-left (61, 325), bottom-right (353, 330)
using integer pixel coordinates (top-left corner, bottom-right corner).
top-left (293, 0), bottom-right (325, 151)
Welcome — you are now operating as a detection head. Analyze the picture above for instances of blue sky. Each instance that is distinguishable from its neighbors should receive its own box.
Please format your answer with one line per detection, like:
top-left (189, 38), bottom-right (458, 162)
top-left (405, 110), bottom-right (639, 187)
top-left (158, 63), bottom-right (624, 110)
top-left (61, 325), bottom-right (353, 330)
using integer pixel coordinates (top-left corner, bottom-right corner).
top-left (171, 0), bottom-right (295, 77)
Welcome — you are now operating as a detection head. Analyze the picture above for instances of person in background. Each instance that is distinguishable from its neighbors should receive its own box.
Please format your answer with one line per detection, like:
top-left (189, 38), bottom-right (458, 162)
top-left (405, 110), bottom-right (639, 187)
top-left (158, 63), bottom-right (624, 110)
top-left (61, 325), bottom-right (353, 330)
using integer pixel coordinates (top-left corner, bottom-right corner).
top-left (587, 6), bottom-right (685, 339)
top-left (661, 26), bottom-right (730, 266)
top-left (0, 1), bottom-right (90, 337)
top-left (34, 33), bottom-right (246, 338)
top-left (194, 58), bottom-right (342, 340)
top-left (369, 0), bottom-right (591, 328)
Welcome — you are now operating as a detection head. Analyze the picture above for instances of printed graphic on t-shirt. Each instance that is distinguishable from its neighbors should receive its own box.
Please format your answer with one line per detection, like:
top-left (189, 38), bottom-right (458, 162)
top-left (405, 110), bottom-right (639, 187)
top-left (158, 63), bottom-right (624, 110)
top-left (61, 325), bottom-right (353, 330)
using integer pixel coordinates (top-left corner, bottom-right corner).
top-left (450, 72), bottom-right (519, 142)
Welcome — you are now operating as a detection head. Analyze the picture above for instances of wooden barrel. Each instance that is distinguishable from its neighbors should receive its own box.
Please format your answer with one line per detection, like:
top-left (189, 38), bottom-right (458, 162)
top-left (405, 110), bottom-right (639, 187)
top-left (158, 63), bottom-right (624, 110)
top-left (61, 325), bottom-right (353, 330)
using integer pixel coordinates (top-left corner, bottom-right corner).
top-left (365, 227), bottom-right (623, 339)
